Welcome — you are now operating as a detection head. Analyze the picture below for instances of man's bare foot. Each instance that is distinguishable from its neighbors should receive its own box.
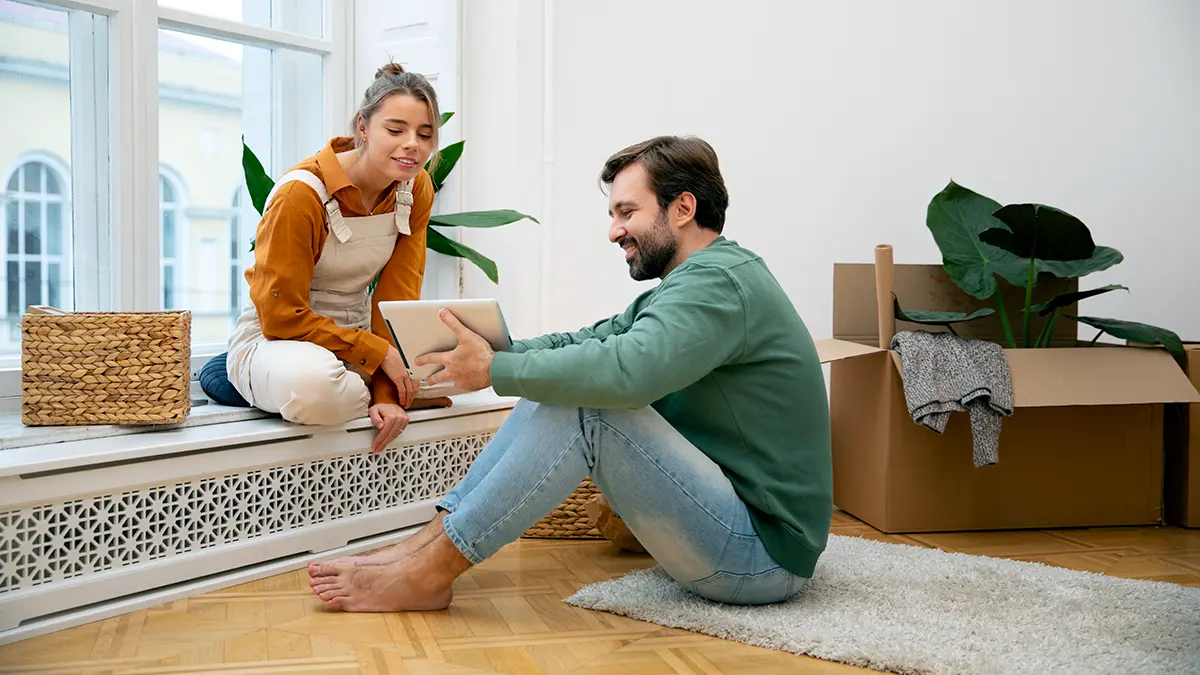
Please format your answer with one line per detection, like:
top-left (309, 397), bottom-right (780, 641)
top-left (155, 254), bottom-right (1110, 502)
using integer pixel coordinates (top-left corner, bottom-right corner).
top-left (307, 513), bottom-right (471, 612)
top-left (308, 558), bottom-right (454, 612)
top-left (309, 510), bottom-right (449, 577)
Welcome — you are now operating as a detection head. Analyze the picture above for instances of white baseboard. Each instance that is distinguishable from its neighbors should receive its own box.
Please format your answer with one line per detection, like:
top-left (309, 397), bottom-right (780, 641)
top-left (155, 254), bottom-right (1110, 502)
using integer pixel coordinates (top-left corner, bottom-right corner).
top-left (0, 522), bottom-right (425, 646)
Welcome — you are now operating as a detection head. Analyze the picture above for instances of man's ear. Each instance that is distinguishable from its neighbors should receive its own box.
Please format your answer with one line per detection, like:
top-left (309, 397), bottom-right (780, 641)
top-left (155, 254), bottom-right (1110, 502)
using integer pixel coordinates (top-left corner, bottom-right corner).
top-left (672, 192), bottom-right (697, 229)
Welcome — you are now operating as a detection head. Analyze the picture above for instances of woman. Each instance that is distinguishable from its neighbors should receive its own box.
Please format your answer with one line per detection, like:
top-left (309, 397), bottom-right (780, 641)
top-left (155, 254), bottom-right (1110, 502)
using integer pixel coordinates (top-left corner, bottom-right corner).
top-left (225, 63), bottom-right (446, 453)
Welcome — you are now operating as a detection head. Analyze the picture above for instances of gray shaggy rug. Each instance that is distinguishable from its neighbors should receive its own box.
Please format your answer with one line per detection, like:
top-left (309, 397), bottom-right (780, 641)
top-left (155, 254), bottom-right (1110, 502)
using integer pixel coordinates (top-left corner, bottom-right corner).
top-left (563, 534), bottom-right (1200, 674)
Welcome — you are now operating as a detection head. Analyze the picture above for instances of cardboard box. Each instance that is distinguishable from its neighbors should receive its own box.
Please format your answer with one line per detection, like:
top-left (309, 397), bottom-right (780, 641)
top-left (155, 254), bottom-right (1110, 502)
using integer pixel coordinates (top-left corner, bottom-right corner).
top-left (1165, 344), bottom-right (1200, 527)
top-left (815, 246), bottom-right (1200, 533)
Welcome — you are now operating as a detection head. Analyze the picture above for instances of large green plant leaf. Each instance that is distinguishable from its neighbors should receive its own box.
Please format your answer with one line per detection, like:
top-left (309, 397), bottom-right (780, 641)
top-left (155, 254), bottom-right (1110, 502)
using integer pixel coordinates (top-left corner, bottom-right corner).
top-left (981, 203), bottom-right (1096, 261)
top-left (427, 141), bottom-right (464, 192)
top-left (242, 137), bottom-right (274, 217)
top-left (439, 111), bottom-right (454, 127)
top-left (427, 227), bottom-right (499, 283)
top-left (429, 209), bottom-right (539, 228)
top-left (1027, 284), bottom-right (1128, 315)
top-left (893, 295), bottom-right (995, 326)
top-left (1068, 315), bottom-right (1185, 356)
top-left (1036, 245), bottom-right (1124, 280)
top-left (926, 181), bottom-right (1027, 298)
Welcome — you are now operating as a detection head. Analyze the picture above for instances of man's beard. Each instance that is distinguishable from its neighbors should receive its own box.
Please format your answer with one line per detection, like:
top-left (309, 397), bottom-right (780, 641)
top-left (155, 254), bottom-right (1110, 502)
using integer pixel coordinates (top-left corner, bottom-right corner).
top-left (623, 211), bottom-right (677, 281)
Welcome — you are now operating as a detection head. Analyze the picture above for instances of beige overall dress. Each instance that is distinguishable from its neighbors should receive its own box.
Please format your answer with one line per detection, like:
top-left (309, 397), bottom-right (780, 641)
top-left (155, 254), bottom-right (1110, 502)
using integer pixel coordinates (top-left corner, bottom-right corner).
top-left (226, 170), bottom-right (414, 425)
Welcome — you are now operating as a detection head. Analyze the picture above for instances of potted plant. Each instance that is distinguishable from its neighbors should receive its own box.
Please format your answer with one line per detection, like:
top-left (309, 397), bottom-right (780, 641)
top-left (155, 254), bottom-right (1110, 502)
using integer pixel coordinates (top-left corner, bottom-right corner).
top-left (241, 110), bottom-right (536, 284)
top-left (894, 180), bottom-right (1184, 358)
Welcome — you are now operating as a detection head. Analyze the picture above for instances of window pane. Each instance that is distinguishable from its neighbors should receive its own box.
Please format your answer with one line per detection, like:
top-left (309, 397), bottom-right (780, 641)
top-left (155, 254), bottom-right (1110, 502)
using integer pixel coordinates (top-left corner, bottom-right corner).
top-left (162, 209), bottom-right (175, 257)
top-left (5, 200), bottom-right (16, 254)
top-left (24, 261), bottom-right (42, 308)
top-left (159, 28), bottom-right (323, 342)
top-left (5, 262), bottom-right (17, 318)
top-left (0, 3), bottom-right (109, 354)
top-left (22, 163), bottom-right (42, 194)
top-left (47, 202), bottom-right (62, 255)
top-left (48, 262), bottom-right (60, 308)
top-left (163, 264), bottom-right (174, 309)
top-left (24, 201), bottom-right (41, 255)
top-left (157, 0), bottom-right (325, 39)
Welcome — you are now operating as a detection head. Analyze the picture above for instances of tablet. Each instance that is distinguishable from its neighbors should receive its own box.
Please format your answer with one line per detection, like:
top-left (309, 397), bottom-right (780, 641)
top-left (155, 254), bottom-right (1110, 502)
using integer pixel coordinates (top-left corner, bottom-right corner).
top-left (376, 298), bottom-right (514, 398)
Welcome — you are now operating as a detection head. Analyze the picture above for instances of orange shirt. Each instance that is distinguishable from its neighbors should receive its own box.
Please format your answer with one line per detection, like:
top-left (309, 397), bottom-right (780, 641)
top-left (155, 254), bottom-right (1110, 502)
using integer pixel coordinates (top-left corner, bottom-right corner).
top-left (244, 136), bottom-right (434, 407)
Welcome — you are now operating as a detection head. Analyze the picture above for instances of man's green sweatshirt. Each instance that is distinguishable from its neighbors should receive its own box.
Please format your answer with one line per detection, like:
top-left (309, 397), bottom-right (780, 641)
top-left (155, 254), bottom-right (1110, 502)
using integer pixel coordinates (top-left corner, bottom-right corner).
top-left (488, 236), bottom-right (833, 578)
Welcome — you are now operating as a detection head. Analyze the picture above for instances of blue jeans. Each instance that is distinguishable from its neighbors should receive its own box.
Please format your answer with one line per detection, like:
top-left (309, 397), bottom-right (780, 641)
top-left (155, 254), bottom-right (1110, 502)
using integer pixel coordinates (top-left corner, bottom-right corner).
top-left (437, 399), bottom-right (807, 605)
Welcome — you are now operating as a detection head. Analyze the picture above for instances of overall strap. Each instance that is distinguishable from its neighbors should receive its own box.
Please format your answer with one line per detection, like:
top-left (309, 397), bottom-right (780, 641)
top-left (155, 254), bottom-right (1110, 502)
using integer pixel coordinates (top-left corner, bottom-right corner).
top-left (393, 179), bottom-right (415, 236)
top-left (266, 170), bottom-right (353, 243)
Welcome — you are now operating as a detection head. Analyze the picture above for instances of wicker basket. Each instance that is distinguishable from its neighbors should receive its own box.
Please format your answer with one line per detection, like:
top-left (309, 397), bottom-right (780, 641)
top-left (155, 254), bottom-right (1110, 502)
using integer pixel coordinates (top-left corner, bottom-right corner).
top-left (21, 308), bottom-right (192, 426)
top-left (522, 476), bottom-right (605, 539)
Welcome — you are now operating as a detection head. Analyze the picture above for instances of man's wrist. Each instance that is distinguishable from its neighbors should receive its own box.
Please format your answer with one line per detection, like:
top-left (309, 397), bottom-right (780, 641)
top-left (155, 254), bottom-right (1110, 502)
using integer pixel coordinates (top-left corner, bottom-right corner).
top-left (482, 350), bottom-right (495, 387)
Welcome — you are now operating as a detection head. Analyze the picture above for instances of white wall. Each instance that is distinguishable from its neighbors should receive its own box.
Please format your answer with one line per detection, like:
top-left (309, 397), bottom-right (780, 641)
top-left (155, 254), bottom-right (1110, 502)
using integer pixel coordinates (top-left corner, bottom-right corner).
top-left (355, 0), bottom-right (463, 301)
top-left (456, 0), bottom-right (1200, 344)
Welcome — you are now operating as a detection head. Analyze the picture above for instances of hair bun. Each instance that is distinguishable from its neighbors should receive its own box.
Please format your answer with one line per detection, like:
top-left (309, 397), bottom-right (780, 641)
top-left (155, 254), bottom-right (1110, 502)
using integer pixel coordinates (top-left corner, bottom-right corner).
top-left (375, 62), bottom-right (406, 79)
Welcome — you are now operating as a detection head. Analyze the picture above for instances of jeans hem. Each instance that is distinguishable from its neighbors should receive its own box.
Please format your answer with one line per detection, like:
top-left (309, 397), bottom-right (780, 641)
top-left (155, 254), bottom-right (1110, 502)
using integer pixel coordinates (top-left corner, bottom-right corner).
top-left (442, 513), bottom-right (485, 565)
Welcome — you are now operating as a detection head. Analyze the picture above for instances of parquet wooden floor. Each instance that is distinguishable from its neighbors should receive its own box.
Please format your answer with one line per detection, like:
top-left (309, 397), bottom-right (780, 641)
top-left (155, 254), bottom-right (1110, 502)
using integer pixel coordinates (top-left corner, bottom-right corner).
top-left (3, 509), bottom-right (1199, 674)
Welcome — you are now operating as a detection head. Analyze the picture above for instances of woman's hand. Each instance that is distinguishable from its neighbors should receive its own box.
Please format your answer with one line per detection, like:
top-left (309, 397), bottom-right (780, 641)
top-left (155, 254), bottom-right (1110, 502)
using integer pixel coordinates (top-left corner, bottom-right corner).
top-left (368, 403), bottom-right (409, 453)
top-left (380, 345), bottom-right (417, 408)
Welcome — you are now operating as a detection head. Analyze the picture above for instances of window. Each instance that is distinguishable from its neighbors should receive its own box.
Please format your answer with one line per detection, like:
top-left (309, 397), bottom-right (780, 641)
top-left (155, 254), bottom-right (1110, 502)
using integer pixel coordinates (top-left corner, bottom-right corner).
top-left (157, 23), bottom-right (323, 344)
top-left (159, 171), bottom-right (184, 310)
top-left (2, 158), bottom-right (72, 346)
top-left (0, 1), bottom-right (109, 359)
top-left (0, 0), bottom-right (352, 402)
top-left (158, 0), bottom-right (325, 38)
top-left (0, 0), bottom-right (355, 403)
top-left (228, 189), bottom-right (250, 324)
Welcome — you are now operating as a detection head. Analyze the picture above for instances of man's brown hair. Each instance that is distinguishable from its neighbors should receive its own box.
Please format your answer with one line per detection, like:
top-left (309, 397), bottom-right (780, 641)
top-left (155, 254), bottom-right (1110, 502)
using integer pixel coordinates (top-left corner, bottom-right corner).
top-left (600, 135), bottom-right (729, 233)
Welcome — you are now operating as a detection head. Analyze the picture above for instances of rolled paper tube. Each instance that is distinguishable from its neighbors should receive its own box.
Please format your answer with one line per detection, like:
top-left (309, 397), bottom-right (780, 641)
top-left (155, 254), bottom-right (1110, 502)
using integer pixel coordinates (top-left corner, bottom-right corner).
top-left (875, 244), bottom-right (895, 349)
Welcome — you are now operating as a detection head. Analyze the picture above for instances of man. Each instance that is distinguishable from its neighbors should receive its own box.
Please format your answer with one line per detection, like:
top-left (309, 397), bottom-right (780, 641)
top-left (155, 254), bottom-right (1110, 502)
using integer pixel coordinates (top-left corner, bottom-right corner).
top-left (307, 135), bottom-right (833, 611)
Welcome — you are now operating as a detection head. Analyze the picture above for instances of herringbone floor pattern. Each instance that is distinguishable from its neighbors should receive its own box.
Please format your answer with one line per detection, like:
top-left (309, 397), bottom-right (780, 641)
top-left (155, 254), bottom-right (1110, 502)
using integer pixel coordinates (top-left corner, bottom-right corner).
top-left (3, 509), bottom-right (1198, 674)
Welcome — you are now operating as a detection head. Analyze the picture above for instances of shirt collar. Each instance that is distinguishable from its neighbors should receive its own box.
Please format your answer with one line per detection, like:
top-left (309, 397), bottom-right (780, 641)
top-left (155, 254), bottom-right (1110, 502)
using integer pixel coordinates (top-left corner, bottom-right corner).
top-left (315, 136), bottom-right (358, 197)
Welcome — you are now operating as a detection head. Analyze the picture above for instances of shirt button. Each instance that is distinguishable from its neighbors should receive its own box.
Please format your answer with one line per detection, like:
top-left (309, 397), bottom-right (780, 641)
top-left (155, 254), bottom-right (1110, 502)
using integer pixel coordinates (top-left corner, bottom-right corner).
top-left (360, 359), bottom-right (366, 365)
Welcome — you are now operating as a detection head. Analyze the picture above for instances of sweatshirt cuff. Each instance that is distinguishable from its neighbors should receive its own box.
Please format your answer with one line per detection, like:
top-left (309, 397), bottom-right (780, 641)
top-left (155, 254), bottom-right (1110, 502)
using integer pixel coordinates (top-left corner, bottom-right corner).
top-left (345, 331), bottom-right (390, 374)
top-left (489, 351), bottom-right (526, 398)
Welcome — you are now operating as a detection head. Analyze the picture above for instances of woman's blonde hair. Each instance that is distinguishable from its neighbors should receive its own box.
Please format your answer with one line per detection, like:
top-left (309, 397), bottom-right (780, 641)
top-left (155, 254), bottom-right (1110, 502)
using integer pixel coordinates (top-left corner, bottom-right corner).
top-left (352, 62), bottom-right (441, 171)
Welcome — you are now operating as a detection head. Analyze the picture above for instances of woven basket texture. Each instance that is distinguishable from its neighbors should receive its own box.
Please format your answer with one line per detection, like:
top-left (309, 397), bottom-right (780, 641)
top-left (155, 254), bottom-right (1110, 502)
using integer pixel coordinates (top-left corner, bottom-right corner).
top-left (522, 476), bottom-right (605, 539)
top-left (21, 310), bottom-right (192, 426)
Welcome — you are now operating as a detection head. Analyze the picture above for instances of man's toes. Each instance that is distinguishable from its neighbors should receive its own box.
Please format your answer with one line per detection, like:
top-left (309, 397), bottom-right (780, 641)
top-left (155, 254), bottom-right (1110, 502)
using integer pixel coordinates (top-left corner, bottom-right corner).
top-left (310, 562), bottom-right (340, 577)
top-left (312, 582), bottom-right (340, 596)
top-left (308, 570), bottom-right (339, 586)
top-left (320, 588), bottom-right (349, 604)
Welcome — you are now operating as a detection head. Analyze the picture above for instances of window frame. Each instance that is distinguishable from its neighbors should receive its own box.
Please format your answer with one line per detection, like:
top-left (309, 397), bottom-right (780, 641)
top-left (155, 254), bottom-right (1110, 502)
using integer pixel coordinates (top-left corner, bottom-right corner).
top-left (0, 0), bottom-right (355, 405)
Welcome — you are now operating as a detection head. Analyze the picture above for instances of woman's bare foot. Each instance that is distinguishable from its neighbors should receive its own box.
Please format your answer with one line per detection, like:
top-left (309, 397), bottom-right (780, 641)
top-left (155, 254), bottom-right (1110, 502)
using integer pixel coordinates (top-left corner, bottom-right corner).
top-left (311, 510), bottom-right (448, 575)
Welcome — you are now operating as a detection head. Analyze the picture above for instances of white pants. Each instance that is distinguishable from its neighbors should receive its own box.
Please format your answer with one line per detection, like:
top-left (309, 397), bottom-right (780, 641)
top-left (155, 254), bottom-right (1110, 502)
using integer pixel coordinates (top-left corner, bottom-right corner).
top-left (227, 309), bottom-right (371, 426)
top-left (242, 339), bottom-right (371, 425)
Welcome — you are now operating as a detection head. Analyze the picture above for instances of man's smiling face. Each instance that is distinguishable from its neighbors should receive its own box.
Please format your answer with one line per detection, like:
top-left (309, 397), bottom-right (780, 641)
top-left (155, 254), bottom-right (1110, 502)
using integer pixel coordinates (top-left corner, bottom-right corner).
top-left (606, 163), bottom-right (677, 281)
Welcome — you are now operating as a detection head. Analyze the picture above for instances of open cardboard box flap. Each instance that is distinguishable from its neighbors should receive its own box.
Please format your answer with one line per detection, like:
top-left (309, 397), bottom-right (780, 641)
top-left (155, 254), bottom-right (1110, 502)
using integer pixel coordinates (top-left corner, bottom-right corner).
top-left (815, 254), bottom-right (1200, 408)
